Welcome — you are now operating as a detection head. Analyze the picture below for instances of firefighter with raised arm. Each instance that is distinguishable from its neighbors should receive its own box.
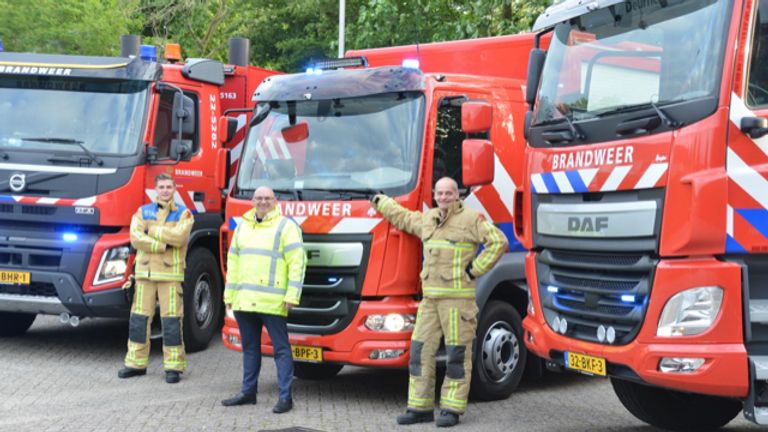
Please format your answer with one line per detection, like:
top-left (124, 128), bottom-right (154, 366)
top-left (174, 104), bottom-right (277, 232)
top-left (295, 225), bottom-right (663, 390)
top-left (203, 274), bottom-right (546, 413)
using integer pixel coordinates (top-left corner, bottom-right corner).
top-left (118, 173), bottom-right (193, 384)
top-left (372, 177), bottom-right (508, 428)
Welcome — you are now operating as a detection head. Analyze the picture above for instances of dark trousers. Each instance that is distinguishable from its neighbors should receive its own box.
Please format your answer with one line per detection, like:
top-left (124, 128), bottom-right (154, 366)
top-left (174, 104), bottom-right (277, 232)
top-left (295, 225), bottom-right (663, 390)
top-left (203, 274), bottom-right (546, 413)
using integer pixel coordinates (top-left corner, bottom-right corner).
top-left (234, 311), bottom-right (294, 401)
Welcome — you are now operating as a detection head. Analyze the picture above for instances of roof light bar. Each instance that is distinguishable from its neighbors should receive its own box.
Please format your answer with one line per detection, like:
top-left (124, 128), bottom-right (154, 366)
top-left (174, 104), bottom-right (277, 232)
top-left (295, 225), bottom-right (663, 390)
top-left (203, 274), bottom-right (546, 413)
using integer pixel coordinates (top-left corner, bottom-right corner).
top-left (310, 56), bottom-right (368, 71)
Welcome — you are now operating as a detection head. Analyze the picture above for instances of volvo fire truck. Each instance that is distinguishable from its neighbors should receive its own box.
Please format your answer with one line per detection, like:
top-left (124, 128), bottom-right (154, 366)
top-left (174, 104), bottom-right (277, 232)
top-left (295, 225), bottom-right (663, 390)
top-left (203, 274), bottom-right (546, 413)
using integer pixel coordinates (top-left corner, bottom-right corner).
top-left (0, 36), bottom-right (275, 352)
top-left (220, 34), bottom-right (536, 400)
top-left (520, 0), bottom-right (768, 429)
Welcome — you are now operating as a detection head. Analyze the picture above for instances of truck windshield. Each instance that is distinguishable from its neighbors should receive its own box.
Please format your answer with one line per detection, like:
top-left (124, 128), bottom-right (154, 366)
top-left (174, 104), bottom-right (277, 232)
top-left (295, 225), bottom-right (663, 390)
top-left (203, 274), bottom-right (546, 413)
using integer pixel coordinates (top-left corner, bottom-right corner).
top-left (534, 0), bottom-right (731, 124)
top-left (0, 77), bottom-right (149, 155)
top-left (237, 91), bottom-right (425, 198)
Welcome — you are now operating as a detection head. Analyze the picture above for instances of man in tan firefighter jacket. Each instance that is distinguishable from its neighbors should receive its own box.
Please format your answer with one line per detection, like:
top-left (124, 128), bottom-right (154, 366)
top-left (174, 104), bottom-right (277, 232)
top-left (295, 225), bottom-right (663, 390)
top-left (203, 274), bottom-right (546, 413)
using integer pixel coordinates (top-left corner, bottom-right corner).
top-left (372, 177), bottom-right (508, 428)
top-left (118, 173), bottom-right (193, 384)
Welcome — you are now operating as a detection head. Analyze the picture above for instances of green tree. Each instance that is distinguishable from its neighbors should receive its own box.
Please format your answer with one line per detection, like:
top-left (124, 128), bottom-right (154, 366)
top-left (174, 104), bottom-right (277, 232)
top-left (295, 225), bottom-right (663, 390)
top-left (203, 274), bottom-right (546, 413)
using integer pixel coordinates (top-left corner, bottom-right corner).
top-left (0, 0), bottom-right (140, 55)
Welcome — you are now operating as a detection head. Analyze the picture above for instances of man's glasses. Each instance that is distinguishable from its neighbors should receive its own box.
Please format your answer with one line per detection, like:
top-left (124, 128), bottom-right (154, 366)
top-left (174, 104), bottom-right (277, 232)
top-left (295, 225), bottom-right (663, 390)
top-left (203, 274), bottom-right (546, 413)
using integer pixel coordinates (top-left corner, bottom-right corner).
top-left (253, 197), bottom-right (274, 202)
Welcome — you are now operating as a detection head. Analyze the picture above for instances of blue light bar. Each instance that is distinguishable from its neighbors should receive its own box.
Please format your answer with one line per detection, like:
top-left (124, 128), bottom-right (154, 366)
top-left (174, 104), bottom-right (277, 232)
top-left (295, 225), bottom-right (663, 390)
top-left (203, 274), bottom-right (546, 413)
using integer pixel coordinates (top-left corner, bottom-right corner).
top-left (547, 285), bottom-right (559, 293)
top-left (621, 294), bottom-right (636, 303)
top-left (328, 277), bottom-right (339, 283)
top-left (139, 44), bottom-right (157, 62)
top-left (62, 232), bottom-right (78, 242)
top-left (305, 67), bottom-right (314, 74)
top-left (0, 38), bottom-right (4, 53)
top-left (402, 59), bottom-right (420, 69)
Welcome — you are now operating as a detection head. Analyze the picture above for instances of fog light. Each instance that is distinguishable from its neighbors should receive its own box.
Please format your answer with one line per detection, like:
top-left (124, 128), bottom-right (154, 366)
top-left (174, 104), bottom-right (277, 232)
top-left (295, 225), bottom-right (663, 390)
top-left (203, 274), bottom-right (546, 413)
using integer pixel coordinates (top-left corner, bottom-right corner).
top-left (659, 357), bottom-right (705, 373)
top-left (369, 349), bottom-right (405, 360)
top-left (227, 334), bottom-right (241, 348)
top-left (365, 314), bottom-right (415, 332)
top-left (606, 326), bottom-right (616, 344)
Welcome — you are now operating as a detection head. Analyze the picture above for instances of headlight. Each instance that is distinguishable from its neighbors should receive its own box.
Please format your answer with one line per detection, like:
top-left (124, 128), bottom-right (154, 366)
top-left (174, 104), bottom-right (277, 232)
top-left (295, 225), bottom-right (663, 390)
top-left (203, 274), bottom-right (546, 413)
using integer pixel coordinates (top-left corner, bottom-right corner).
top-left (657, 286), bottom-right (723, 337)
top-left (365, 313), bottom-right (416, 332)
top-left (94, 246), bottom-right (130, 285)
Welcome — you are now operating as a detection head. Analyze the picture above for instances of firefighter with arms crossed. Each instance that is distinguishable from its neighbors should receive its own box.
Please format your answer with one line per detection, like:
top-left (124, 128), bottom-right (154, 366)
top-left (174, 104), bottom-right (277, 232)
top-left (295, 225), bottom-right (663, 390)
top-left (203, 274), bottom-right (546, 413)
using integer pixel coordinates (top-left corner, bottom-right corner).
top-left (372, 177), bottom-right (508, 428)
top-left (118, 173), bottom-right (193, 384)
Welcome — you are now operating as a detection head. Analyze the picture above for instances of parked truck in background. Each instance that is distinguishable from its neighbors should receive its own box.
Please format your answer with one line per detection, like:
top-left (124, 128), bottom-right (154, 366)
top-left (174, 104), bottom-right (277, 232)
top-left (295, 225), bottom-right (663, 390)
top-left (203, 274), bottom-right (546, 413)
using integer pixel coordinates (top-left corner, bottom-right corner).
top-left (0, 36), bottom-right (276, 352)
top-left (520, 0), bottom-right (768, 429)
top-left (220, 34), bottom-right (537, 400)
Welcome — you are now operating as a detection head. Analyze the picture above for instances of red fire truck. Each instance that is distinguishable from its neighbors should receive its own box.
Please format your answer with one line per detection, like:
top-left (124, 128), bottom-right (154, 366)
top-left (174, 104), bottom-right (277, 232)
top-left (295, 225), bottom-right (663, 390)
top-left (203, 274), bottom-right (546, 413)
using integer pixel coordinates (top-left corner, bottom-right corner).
top-left (520, 0), bottom-right (768, 429)
top-left (220, 34), bottom-right (536, 399)
top-left (0, 36), bottom-right (275, 352)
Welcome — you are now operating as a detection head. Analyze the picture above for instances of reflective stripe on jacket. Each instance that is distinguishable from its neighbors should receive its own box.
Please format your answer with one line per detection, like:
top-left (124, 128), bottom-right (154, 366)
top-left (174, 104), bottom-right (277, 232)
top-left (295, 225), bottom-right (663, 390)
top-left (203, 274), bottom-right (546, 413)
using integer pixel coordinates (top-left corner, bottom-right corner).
top-left (375, 196), bottom-right (508, 298)
top-left (130, 200), bottom-right (193, 282)
top-left (224, 207), bottom-right (305, 317)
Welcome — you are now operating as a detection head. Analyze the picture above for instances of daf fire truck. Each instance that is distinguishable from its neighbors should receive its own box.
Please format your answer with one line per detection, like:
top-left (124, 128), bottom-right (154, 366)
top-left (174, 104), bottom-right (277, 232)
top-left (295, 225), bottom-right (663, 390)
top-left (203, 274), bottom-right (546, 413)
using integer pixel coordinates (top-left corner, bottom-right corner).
top-left (520, 0), bottom-right (768, 429)
top-left (220, 34), bottom-right (536, 400)
top-left (0, 36), bottom-right (275, 352)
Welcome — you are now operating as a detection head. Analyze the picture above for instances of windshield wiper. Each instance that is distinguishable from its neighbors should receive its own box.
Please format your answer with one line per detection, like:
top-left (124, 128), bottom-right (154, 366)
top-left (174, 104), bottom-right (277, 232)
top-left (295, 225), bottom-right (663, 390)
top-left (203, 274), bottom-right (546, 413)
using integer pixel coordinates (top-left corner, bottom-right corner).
top-left (22, 137), bottom-right (104, 166)
top-left (539, 106), bottom-right (586, 145)
top-left (602, 101), bottom-right (681, 129)
top-left (650, 101), bottom-right (681, 128)
top-left (273, 188), bottom-right (301, 201)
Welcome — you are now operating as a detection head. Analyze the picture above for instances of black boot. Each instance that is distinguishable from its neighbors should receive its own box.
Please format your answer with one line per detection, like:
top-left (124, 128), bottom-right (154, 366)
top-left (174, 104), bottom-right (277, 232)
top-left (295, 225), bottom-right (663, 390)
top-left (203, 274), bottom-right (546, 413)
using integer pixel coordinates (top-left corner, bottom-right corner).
top-left (396, 410), bottom-right (434, 425)
top-left (272, 398), bottom-right (293, 414)
top-left (117, 367), bottom-right (146, 379)
top-left (221, 393), bottom-right (257, 406)
top-left (165, 370), bottom-right (181, 384)
top-left (436, 410), bottom-right (460, 428)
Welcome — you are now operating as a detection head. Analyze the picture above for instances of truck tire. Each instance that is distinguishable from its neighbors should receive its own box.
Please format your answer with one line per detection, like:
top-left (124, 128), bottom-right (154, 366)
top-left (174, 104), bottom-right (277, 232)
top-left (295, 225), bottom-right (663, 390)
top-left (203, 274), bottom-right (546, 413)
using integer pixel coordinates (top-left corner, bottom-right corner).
top-left (611, 378), bottom-right (742, 431)
top-left (293, 363), bottom-right (344, 380)
top-left (0, 312), bottom-right (36, 337)
top-left (182, 248), bottom-right (223, 353)
top-left (469, 300), bottom-right (526, 401)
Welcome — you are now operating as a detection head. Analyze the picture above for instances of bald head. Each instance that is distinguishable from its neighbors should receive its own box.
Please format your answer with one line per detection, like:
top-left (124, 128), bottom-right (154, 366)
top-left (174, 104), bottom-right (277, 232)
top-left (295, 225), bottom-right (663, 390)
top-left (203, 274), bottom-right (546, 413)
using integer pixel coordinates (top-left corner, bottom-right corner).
top-left (434, 177), bottom-right (460, 214)
top-left (252, 186), bottom-right (277, 218)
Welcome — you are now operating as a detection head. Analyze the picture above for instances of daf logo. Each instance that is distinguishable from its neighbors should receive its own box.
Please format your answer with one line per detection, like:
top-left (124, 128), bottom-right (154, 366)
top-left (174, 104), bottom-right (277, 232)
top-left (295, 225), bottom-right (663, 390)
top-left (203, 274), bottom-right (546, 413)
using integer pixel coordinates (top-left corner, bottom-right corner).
top-left (567, 216), bottom-right (608, 233)
top-left (9, 173), bottom-right (25, 193)
top-left (306, 249), bottom-right (321, 261)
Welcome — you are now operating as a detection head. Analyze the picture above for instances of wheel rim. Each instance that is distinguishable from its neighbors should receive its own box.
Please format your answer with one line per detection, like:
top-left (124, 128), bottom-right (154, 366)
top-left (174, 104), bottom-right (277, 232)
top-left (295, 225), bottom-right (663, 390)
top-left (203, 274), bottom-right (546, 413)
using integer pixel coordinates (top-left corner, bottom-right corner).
top-left (481, 320), bottom-right (520, 383)
top-left (193, 272), bottom-right (213, 328)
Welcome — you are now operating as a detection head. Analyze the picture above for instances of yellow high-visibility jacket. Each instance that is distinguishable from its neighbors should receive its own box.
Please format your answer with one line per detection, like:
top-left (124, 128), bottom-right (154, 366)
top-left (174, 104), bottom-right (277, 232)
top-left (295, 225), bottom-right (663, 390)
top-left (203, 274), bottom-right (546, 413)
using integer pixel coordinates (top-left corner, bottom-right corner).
top-left (374, 196), bottom-right (508, 298)
top-left (224, 208), bottom-right (305, 317)
top-left (130, 200), bottom-right (193, 282)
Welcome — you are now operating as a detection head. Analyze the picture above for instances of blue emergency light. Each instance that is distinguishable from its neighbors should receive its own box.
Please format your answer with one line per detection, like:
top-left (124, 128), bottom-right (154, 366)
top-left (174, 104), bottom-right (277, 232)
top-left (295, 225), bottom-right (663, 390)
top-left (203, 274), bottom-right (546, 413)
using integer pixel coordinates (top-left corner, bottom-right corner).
top-left (62, 232), bottom-right (78, 242)
top-left (139, 44), bottom-right (157, 62)
top-left (0, 38), bottom-right (4, 52)
top-left (547, 285), bottom-right (559, 293)
top-left (620, 294), bottom-right (636, 303)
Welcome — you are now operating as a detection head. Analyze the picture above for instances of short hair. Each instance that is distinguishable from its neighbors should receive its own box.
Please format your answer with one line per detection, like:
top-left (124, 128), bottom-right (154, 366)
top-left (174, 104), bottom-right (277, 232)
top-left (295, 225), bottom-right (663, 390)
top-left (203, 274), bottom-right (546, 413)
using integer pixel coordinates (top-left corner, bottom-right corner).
top-left (155, 173), bottom-right (175, 184)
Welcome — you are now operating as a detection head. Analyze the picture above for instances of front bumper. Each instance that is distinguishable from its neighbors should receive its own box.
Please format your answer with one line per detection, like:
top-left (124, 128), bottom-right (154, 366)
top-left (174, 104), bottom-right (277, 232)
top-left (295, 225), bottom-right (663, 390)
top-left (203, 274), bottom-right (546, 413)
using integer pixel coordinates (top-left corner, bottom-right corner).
top-left (222, 296), bottom-right (419, 368)
top-left (524, 253), bottom-right (749, 398)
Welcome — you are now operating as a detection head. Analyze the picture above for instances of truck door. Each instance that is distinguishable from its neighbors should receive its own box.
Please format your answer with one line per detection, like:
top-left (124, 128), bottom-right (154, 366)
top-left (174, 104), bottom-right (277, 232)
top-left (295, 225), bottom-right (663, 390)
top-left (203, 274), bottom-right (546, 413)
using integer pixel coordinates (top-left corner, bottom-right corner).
top-left (150, 87), bottom-right (219, 214)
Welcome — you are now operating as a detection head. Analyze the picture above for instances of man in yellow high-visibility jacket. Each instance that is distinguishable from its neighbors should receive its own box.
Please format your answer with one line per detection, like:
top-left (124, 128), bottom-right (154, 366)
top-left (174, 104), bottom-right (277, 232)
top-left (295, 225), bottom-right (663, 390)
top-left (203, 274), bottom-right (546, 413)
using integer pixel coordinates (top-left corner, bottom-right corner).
top-left (372, 177), bottom-right (508, 428)
top-left (118, 173), bottom-right (193, 384)
top-left (221, 186), bottom-right (304, 414)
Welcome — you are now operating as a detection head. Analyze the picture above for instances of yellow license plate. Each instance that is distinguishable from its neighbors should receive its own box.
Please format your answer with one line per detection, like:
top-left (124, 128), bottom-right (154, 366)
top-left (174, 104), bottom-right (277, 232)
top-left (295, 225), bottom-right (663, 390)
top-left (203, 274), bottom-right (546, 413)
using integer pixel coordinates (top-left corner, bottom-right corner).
top-left (292, 345), bottom-right (323, 363)
top-left (0, 270), bottom-right (30, 285)
top-left (565, 351), bottom-right (606, 376)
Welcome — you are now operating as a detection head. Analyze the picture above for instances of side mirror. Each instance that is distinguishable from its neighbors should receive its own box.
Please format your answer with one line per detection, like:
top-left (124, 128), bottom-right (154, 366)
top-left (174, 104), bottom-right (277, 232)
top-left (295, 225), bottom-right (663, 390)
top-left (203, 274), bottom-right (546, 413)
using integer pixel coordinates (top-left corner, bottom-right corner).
top-left (214, 148), bottom-right (230, 189)
top-left (462, 139), bottom-right (494, 186)
top-left (281, 122), bottom-right (309, 143)
top-left (171, 92), bottom-right (195, 135)
top-left (526, 49), bottom-right (546, 108)
top-left (741, 116), bottom-right (768, 139)
top-left (461, 101), bottom-right (493, 133)
top-left (218, 116), bottom-right (239, 144)
top-left (524, 110), bottom-right (533, 140)
top-left (170, 139), bottom-right (192, 161)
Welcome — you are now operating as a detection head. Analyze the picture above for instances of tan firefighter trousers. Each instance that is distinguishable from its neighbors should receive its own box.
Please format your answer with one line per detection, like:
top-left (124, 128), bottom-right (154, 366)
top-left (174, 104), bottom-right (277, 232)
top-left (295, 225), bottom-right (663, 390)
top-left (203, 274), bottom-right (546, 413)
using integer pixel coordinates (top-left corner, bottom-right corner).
top-left (124, 280), bottom-right (187, 371)
top-left (407, 297), bottom-right (478, 414)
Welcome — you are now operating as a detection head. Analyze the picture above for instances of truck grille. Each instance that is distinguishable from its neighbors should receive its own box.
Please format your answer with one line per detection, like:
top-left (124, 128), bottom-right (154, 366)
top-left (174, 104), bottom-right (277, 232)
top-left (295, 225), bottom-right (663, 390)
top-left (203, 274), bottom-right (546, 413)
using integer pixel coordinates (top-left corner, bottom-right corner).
top-left (286, 234), bottom-right (370, 335)
top-left (536, 249), bottom-right (657, 345)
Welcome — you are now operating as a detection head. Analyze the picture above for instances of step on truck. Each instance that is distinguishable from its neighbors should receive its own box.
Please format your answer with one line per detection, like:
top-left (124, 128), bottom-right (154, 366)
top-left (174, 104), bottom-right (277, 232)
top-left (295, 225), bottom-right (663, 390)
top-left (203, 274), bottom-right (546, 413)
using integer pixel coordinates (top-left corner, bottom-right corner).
top-left (520, 0), bottom-right (768, 429)
top-left (0, 36), bottom-right (276, 352)
top-left (220, 34), bottom-right (538, 399)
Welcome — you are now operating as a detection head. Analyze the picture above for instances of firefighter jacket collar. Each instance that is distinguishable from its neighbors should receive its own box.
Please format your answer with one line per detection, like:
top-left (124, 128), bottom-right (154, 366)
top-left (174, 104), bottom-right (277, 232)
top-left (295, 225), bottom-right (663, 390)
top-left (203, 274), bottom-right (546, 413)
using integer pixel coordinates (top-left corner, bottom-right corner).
top-left (243, 207), bottom-right (280, 226)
